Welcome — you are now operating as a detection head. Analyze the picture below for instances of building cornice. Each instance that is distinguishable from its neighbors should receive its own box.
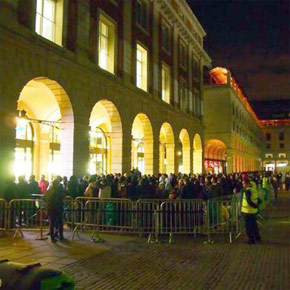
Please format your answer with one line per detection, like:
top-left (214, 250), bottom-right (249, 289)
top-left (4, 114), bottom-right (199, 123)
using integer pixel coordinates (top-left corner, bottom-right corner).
top-left (156, 0), bottom-right (211, 67)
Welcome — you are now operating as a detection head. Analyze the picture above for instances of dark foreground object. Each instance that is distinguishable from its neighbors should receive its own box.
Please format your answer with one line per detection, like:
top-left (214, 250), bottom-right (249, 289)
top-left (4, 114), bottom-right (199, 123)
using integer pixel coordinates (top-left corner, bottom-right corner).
top-left (0, 259), bottom-right (75, 290)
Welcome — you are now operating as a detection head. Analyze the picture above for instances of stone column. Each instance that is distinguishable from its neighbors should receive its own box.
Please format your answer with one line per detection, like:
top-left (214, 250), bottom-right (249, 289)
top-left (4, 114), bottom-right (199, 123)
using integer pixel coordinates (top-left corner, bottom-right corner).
top-left (122, 122), bottom-right (132, 174)
top-left (122, 0), bottom-right (132, 85)
top-left (0, 109), bottom-right (16, 196)
top-left (72, 122), bottom-right (90, 178)
top-left (226, 149), bottom-right (233, 174)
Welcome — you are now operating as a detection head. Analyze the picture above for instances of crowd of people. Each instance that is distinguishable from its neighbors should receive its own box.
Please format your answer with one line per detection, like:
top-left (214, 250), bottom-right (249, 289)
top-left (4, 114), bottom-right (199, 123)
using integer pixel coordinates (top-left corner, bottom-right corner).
top-left (3, 169), bottom-right (289, 202)
top-left (2, 170), bottom-right (289, 244)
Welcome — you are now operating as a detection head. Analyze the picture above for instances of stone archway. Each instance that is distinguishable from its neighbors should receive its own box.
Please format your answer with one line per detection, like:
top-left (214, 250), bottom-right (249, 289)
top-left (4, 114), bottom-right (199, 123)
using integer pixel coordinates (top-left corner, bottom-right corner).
top-left (131, 113), bottom-right (153, 174)
top-left (89, 100), bottom-right (123, 174)
top-left (159, 122), bottom-right (175, 174)
top-left (16, 77), bottom-right (74, 180)
top-left (193, 133), bottom-right (202, 174)
top-left (179, 129), bottom-right (190, 174)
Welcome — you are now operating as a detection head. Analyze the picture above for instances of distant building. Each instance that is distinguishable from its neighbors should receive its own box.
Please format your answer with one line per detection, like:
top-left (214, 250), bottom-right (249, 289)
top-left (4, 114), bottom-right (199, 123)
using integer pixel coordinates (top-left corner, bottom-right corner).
top-left (203, 67), bottom-right (263, 174)
top-left (204, 67), bottom-right (290, 174)
top-left (260, 119), bottom-right (290, 174)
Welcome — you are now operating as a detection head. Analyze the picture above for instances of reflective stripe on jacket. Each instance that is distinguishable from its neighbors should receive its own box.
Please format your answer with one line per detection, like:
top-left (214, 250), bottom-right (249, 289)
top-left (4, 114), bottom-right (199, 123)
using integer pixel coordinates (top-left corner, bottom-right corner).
top-left (242, 186), bottom-right (258, 214)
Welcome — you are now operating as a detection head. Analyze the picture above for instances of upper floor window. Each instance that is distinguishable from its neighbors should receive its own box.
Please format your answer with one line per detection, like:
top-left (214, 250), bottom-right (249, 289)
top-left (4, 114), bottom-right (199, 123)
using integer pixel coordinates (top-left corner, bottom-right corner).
top-left (179, 78), bottom-right (187, 112)
top-left (179, 42), bottom-right (187, 69)
top-left (35, 0), bottom-right (63, 45)
top-left (161, 23), bottom-right (171, 53)
top-left (266, 133), bottom-right (271, 141)
top-left (266, 143), bottom-right (271, 149)
top-left (279, 132), bottom-right (284, 141)
top-left (278, 153), bottom-right (286, 158)
top-left (279, 143), bottom-right (285, 149)
top-left (136, 0), bottom-right (148, 31)
top-left (136, 44), bottom-right (148, 91)
top-left (161, 64), bottom-right (170, 104)
top-left (265, 153), bottom-right (273, 158)
top-left (98, 14), bottom-right (115, 74)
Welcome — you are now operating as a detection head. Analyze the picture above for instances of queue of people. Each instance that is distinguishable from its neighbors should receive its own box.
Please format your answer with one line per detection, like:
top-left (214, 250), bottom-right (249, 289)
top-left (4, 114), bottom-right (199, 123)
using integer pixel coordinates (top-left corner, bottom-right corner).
top-left (2, 170), bottom-right (288, 243)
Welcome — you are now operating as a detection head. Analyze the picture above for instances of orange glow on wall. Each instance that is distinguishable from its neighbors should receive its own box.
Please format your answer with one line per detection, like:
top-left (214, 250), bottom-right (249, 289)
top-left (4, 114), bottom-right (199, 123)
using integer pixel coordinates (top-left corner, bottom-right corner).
top-left (209, 67), bottom-right (261, 127)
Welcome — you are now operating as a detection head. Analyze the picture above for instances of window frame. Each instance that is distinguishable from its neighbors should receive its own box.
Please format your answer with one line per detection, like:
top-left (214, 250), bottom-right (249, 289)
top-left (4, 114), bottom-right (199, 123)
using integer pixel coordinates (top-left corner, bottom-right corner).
top-left (136, 43), bottom-right (148, 91)
top-left (35, 0), bottom-right (63, 46)
top-left (136, 0), bottom-right (149, 32)
top-left (98, 11), bottom-right (117, 75)
top-left (161, 63), bottom-right (171, 104)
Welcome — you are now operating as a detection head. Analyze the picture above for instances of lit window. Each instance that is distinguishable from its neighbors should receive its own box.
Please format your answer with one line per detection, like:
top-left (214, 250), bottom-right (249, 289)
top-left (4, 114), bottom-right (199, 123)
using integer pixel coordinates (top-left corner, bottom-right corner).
top-left (89, 127), bottom-right (108, 175)
top-left (278, 153), bottom-right (286, 158)
top-left (161, 64), bottom-right (170, 104)
top-left (136, 0), bottom-right (148, 30)
top-left (136, 44), bottom-right (148, 91)
top-left (35, 0), bottom-right (63, 45)
top-left (98, 14), bottom-right (115, 74)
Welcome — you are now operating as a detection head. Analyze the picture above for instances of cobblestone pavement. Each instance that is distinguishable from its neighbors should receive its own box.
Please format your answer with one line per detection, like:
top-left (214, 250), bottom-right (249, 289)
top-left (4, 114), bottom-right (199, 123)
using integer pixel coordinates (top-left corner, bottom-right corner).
top-left (61, 192), bottom-right (289, 290)
top-left (1, 191), bottom-right (289, 290)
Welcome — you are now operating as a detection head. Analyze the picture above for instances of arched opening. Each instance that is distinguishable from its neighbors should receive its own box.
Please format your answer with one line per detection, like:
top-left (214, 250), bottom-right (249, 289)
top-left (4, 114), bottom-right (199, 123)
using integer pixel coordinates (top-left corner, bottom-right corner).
top-left (15, 77), bottom-right (74, 181)
top-left (89, 100), bottom-right (122, 174)
top-left (179, 129), bottom-right (190, 173)
top-left (193, 134), bottom-right (202, 174)
top-left (204, 139), bottom-right (227, 174)
top-left (159, 122), bottom-right (175, 174)
top-left (131, 113), bottom-right (153, 174)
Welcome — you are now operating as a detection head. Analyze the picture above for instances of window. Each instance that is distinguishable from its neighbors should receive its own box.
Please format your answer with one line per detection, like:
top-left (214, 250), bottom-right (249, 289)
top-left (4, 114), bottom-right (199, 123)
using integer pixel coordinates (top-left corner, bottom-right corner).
top-left (98, 14), bottom-right (115, 74)
top-left (136, 44), bottom-right (148, 91)
top-left (89, 127), bottom-right (108, 175)
top-left (193, 56), bottom-right (200, 89)
top-left (15, 119), bottom-right (34, 181)
top-left (279, 143), bottom-right (284, 149)
top-left (265, 153), bottom-right (273, 158)
top-left (266, 143), bottom-right (271, 149)
top-left (179, 79), bottom-right (187, 112)
top-left (136, 0), bottom-right (148, 30)
top-left (35, 0), bottom-right (63, 45)
top-left (161, 64), bottom-right (170, 104)
top-left (278, 153), bottom-right (286, 158)
top-left (161, 23), bottom-right (171, 53)
top-left (179, 42), bottom-right (187, 68)
top-left (279, 132), bottom-right (284, 141)
top-left (266, 133), bottom-right (271, 141)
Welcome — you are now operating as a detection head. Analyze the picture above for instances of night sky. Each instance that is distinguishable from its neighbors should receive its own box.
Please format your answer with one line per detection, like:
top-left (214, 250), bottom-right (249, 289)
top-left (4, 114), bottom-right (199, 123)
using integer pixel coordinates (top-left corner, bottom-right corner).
top-left (186, 0), bottom-right (290, 102)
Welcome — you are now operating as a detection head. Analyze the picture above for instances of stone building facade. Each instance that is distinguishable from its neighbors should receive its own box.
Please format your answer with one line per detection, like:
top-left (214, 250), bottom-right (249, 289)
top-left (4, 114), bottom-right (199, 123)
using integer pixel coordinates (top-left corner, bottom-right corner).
top-left (203, 67), bottom-right (262, 174)
top-left (261, 119), bottom-right (290, 174)
top-left (0, 0), bottom-right (211, 193)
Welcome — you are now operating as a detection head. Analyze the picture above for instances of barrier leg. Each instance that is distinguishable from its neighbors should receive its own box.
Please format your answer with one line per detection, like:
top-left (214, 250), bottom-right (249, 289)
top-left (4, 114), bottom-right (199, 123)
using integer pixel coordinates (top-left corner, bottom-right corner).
top-left (35, 209), bottom-right (47, 241)
top-left (91, 209), bottom-right (104, 243)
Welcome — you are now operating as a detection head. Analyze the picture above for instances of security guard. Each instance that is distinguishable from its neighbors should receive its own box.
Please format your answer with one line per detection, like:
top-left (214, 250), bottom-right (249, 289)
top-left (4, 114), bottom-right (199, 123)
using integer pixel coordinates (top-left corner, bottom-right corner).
top-left (241, 179), bottom-right (261, 244)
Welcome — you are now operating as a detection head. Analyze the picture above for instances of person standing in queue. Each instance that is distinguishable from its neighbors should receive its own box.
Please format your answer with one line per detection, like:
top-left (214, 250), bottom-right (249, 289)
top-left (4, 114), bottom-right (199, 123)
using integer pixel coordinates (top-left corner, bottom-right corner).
top-left (44, 179), bottom-right (65, 243)
top-left (241, 178), bottom-right (261, 244)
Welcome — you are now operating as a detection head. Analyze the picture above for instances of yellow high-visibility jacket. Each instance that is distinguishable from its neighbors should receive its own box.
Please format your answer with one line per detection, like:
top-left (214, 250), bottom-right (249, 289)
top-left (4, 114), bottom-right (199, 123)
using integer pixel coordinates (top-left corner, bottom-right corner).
top-left (242, 184), bottom-right (258, 214)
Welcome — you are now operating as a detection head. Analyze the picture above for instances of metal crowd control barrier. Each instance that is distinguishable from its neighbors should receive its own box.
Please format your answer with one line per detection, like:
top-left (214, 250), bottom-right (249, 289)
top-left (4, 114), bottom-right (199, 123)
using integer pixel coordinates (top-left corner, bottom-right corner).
top-left (206, 196), bottom-right (242, 243)
top-left (0, 199), bottom-right (7, 232)
top-left (72, 197), bottom-right (135, 242)
top-left (0, 194), bottom-right (247, 243)
top-left (136, 199), bottom-right (167, 236)
top-left (152, 199), bottom-right (207, 243)
top-left (8, 199), bottom-right (47, 239)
